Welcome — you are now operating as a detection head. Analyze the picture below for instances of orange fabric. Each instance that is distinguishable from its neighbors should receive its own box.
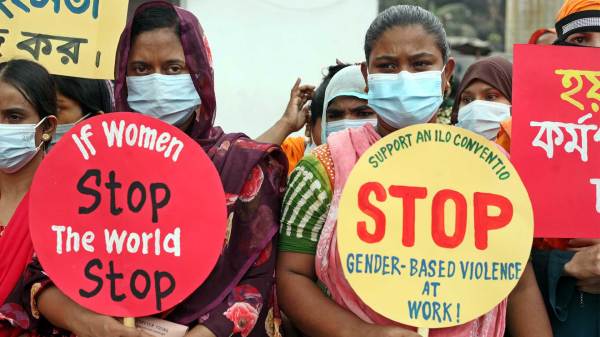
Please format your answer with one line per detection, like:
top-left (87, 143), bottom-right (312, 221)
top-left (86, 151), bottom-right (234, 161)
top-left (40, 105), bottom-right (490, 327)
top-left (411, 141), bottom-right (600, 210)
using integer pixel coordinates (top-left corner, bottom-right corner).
top-left (281, 137), bottom-right (306, 175)
top-left (556, 0), bottom-right (600, 21)
top-left (312, 144), bottom-right (336, 188)
top-left (495, 118), bottom-right (512, 152)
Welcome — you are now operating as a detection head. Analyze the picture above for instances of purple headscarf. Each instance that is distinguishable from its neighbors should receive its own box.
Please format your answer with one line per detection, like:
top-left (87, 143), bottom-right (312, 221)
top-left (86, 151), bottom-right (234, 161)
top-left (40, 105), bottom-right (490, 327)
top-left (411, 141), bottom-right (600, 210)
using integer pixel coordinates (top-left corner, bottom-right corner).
top-left (114, 1), bottom-right (287, 323)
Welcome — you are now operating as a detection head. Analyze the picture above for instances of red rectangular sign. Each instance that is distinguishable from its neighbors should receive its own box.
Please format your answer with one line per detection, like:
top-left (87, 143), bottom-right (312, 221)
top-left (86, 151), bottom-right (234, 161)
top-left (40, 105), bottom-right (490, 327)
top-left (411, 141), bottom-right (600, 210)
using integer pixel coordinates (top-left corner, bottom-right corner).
top-left (512, 44), bottom-right (600, 239)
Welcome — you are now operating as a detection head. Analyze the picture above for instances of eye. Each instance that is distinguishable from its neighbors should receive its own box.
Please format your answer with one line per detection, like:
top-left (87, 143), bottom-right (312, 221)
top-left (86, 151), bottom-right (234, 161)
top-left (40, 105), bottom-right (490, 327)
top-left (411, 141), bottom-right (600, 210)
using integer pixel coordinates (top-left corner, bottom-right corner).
top-left (133, 64), bottom-right (149, 75)
top-left (412, 61), bottom-right (433, 70)
top-left (375, 62), bottom-right (397, 72)
top-left (485, 93), bottom-right (499, 101)
top-left (461, 95), bottom-right (474, 105)
top-left (355, 109), bottom-right (375, 117)
top-left (567, 34), bottom-right (588, 45)
top-left (7, 113), bottom-right (23, 123)
top-left (167, 64), bottom-right (183, 74)
top-left (326, 110), bottom-right (343, 120)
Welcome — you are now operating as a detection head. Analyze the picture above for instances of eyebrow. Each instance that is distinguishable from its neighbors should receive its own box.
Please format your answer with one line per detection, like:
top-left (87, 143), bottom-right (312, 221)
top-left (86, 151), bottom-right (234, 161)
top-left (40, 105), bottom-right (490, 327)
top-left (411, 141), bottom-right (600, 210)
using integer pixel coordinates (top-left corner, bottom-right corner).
top-left (1, 107), bottom-right (27, 114)
top-left (373, 55), bottom-right (397, 62)
top-left (326, 107), bottom-right (343, 114)
top-left (408, 52), bottom-right (435, 61)
top-left (350, 104), bottom-right (373, 113)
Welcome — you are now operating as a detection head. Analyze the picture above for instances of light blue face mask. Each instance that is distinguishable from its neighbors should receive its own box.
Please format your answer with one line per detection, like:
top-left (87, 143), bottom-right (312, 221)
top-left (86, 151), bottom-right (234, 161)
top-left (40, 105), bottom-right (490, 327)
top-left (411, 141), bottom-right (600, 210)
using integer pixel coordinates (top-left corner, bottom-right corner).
top-left (367, 69), bottom-right (444, 129)
top-left (325, 118), bottom-right (378, 138)
top-left (126, 73), bottom-right (201, 126)
top-left (50, 113), bottom-right (91, 148)
top-left (0, 117), bottom-right (48, 173)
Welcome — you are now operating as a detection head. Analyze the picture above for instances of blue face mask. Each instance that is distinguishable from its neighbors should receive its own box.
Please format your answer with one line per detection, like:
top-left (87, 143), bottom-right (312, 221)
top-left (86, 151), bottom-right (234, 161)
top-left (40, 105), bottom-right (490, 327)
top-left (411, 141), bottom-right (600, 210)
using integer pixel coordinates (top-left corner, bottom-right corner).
top-left (367, 69), bottom-right (444, 129)
top-left (126, 74), bottom-right (201, 126)
top-left (50, 113), bottom-right (91, 148)
top-left (325, 118), bottom-right (378, 138)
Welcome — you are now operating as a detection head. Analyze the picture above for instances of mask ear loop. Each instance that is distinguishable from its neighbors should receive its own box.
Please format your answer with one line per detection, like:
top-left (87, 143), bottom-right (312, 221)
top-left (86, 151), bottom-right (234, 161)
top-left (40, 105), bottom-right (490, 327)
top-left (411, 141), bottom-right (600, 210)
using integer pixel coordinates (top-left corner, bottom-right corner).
top-left (34, 116), bottom-right (51, 152)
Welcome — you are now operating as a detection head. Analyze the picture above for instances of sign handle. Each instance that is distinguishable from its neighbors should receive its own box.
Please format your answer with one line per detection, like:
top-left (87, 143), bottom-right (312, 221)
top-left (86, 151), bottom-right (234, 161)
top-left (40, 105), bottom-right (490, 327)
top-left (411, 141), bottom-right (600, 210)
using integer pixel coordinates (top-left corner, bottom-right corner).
top-left (124, 317), bottom-right (135, 328)
top-left (418, 327), bottom-right (429, 337)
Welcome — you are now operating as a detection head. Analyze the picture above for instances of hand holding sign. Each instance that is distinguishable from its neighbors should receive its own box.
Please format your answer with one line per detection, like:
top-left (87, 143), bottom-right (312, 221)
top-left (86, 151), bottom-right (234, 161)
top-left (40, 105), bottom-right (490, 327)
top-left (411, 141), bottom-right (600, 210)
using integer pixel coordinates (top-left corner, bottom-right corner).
top-left (337, 124), bottom-right (533, 329)
top-left (29, 113), bottom-right (227, 318)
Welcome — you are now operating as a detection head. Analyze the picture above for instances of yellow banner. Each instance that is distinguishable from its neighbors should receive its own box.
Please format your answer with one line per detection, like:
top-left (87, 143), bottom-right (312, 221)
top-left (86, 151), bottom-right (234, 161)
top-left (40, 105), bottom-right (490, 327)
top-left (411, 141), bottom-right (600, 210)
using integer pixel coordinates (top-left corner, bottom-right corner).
top-left (0, 0), bottom-right (128, 79)
top-left (337, 124), bottom-right (533, 328)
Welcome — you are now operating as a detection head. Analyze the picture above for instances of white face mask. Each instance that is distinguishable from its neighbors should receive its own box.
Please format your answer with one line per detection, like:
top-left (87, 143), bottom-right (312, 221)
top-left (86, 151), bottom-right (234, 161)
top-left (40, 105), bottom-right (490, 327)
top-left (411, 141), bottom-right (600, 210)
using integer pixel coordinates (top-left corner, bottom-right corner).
top-left (126, 74), bottom-right (202, 126)
top-left (50, 113), bottom-right (91, 148)
top-left (325, 118), bottom-right (378, 138)
top-left (457, 100), bottom-right (511, 140)
top-left (0, 117), bottom-right (48, 174)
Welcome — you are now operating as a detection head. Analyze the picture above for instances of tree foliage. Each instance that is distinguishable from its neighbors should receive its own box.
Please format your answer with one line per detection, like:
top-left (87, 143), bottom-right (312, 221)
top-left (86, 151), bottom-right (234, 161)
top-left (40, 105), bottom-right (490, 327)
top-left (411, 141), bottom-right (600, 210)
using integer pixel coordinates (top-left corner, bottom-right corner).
top-left (379, 0), bottom-right (506, 51)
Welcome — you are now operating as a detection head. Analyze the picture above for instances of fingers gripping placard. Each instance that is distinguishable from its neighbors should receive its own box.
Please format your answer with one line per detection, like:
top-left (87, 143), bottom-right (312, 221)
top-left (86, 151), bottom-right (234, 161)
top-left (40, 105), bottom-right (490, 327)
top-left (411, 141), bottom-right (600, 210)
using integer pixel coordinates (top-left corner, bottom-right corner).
top-left (29, 113), bottom-right (227, 317)
top-left (336, 124), bottom-right (533, 328)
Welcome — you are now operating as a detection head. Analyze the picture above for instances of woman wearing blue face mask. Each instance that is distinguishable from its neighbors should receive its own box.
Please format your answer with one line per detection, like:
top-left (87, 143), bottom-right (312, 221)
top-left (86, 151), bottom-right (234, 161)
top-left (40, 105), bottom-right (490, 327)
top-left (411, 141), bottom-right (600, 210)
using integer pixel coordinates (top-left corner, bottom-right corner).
top-left (0, 59), bottom-right (57, 336)
top-left (277, 5), bottom-right (551, 337)
top-left (50, 75), bottom-right (113, 147)
top-left (24, 2), bottom-right (287, 337)
top-left (450, 56), bottom-right (513, 151)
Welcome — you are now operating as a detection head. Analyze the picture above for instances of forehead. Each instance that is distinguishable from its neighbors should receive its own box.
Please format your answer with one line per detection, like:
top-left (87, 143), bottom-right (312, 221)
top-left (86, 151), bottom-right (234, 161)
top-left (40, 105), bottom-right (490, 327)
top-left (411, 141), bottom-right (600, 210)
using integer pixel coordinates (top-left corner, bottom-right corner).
top-left (0, 81), bottom-right (33, 108)
top-left (370, 25), bottom-right (442, 59)
top-left (463, 79), bottom-right (496, 93)
top-left (328, 96), bottom-right (368, 109)
top-left (129, 28), bottom-right (184, 61)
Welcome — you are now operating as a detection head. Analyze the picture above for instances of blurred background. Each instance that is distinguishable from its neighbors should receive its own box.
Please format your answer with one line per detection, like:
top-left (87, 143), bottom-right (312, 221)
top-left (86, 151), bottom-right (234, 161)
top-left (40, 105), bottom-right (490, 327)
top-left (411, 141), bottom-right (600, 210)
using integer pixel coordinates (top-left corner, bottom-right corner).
top-left (127, 0), bottom-right (563, 136)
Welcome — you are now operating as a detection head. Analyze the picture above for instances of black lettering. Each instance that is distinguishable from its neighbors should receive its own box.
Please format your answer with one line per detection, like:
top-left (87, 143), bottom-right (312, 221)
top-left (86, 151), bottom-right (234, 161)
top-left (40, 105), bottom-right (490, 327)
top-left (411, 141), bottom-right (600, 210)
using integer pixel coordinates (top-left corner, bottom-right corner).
top-left (150, 183), bottom-right (170, 223)
top-left (154, 271), bottom-right (175, 311)
top-left (106, 261), bottom-right (125, 302)
top-left (105, 171), bottom-right (123, 216)
top-left (79, 258), bottom-right (103, 298)
top-left (127, 181), bottom-right (146, 213)
top-left (78, 169), bottom-right (101, 214)
top-left (130, 269), bottom-right (151, 299)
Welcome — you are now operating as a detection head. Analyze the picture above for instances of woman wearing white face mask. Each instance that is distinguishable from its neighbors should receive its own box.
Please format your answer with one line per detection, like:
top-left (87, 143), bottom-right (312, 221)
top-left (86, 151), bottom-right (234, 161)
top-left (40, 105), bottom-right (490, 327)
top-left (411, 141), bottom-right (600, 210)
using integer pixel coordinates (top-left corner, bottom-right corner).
top-left (0, 59), bottom-right (57, 335)
top-left (320, 64), bottom-right (377, 141)
top-left (49, 75), bottom-right (113, 148)
top-left (450, 56), bottom-right (513, 152)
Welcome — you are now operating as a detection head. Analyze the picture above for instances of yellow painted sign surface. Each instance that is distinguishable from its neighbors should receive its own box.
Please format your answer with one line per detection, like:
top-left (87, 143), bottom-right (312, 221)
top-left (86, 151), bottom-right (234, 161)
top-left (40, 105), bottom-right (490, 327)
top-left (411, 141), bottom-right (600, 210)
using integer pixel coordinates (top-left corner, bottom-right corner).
top-left (0, 0), bottom-right (128, 79)
top-left (337, 124), bottom-right (533, 328)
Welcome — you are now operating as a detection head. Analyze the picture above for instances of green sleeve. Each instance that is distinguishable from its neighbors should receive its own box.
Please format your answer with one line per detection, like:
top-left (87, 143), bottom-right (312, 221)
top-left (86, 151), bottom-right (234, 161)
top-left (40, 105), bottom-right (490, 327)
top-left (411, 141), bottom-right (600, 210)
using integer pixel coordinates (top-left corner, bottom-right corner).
top-left (279, 155), bottom-right (332, 255)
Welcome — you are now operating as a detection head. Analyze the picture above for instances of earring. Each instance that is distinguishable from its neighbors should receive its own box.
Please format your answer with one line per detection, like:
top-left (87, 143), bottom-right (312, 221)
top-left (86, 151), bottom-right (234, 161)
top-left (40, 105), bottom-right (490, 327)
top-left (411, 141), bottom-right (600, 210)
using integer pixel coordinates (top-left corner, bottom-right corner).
top-left (42, 134), bottom-right (51, 142)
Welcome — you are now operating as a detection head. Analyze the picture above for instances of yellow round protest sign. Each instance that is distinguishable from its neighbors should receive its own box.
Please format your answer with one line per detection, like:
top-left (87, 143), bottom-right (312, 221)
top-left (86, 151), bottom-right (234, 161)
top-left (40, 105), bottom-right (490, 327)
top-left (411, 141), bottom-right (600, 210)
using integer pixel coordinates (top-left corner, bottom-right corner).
top-left (337, 124), bottom-right (533, 328)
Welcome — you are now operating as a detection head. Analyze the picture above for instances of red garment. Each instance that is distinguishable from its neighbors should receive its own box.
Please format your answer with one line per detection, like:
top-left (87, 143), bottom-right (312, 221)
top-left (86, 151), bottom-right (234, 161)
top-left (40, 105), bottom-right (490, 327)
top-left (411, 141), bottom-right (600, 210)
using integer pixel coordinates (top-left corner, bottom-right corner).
top-left (0, 194), bottom-right (32, 305)
top-left (528, 28), bottom-right (556, 44)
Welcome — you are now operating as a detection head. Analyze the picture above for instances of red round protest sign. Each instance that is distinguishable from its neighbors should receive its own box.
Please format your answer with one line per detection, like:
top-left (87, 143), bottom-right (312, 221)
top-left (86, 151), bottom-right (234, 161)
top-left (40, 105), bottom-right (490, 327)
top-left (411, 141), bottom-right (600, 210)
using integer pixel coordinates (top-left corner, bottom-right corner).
top-left (29, 113), bottom-right (227, 317)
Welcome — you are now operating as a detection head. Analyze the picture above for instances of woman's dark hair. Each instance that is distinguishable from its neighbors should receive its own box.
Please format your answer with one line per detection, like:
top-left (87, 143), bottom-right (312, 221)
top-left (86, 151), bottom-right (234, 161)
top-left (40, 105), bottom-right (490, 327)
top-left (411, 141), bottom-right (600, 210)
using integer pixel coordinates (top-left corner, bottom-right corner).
top-left (0, 59), bottom-right (56, 118)
top-left (53, 75), bottom-right (113, 115)
top-left (364, 5), bottom-right (450, 63)
top-left (310, 63), bottom-right (351, 125)
top-left (131, 5), bottom-right (180, 43)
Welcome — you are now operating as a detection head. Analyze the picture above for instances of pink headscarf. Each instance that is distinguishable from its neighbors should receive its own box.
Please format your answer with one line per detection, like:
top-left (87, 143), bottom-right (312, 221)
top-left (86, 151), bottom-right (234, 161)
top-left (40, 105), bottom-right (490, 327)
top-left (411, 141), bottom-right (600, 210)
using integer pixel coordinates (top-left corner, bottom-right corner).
top-left (316, 124), bottom-right (507, 336)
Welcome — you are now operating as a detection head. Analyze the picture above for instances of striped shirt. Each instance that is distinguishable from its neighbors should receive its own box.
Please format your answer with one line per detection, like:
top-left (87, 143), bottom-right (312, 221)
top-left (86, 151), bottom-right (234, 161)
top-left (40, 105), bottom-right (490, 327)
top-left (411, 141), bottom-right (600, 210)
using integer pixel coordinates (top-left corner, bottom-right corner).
top-left (279, 154), bottom-right (332, 254)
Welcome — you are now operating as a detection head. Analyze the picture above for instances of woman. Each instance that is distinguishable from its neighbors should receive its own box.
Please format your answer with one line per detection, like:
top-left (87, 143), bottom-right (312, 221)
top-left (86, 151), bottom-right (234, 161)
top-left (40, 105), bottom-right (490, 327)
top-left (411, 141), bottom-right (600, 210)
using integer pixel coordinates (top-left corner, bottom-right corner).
top-left (23, 3), bottom-right (287, 337)
top-left (554, 0), bottom-right (600, 47)
top-left (277, 5), bottom-right (551, 337)
top-left (259, 64), bottom-right (376, 174)
top-left (0, 59), bottom-right (57, 335)
top-left (50, 75), bottom-right (113, 146)
top-left (530, 1), bottom-right (600, 336)
top-left (449, 57), bottom-right (556, 337)
top-left (450, 56), bottom-right (513, 152)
